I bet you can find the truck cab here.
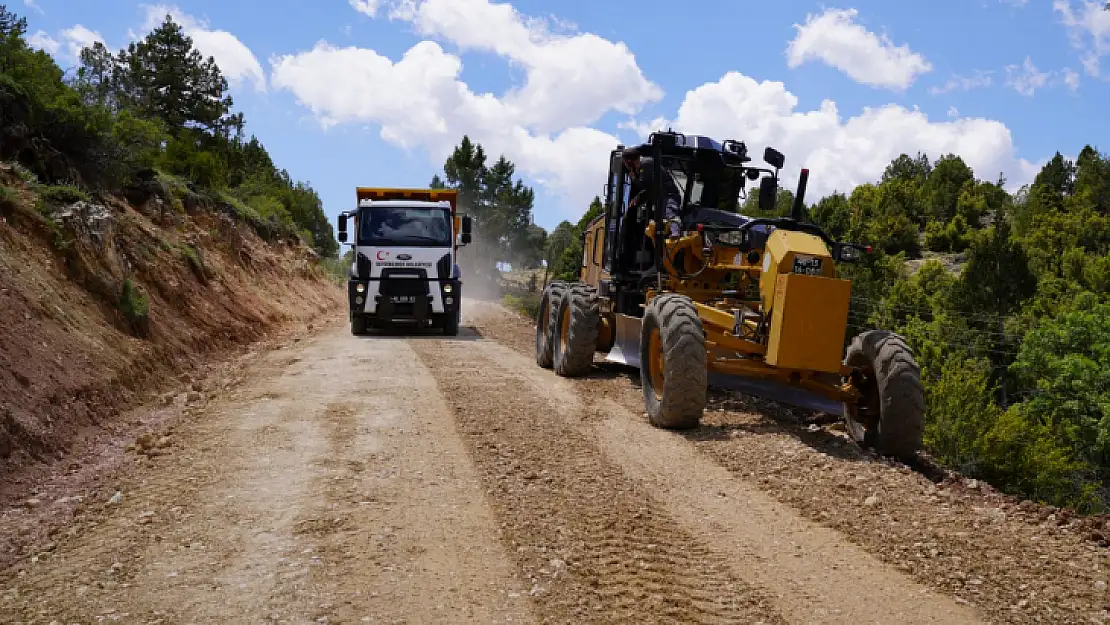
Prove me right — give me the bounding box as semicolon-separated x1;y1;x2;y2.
337;188;473;336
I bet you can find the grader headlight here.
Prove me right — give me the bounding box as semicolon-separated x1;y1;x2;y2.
713;230;746;247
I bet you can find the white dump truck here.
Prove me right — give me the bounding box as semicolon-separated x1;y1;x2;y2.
337;187;472;336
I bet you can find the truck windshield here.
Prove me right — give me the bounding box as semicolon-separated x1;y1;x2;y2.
360;207;452;247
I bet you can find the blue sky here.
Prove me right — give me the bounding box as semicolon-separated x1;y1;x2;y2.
20;0;1110;232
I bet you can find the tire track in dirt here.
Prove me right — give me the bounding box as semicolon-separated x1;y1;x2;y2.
289;334;536;625
409;335;788;625
591;401;982;624
466;298;1110;624
0;324;534;624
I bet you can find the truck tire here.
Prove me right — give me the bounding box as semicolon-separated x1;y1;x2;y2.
535;281;568;368
553;284;600;377
843;330;925;462
443;308;460;336
351;314;368;336
640;293;706;429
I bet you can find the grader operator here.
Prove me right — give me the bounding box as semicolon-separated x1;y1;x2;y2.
534;131;925;462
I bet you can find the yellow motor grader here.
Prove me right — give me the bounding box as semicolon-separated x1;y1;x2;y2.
534;130;925;461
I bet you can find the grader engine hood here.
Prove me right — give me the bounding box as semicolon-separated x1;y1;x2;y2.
758;229;851;374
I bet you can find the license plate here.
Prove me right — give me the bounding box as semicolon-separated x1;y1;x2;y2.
390;295;416;304
792;254;823;276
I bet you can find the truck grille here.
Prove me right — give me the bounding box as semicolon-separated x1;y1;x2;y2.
379;269;430;298
379;280;428;297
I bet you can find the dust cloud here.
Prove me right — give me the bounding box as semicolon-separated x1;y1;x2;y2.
456;229;504;302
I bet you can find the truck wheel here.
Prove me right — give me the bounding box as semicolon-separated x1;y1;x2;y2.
640;293;706;429
351;314;368;336
553;284;600;377
843;330;925;462
443;309;460;336
535;281;568;368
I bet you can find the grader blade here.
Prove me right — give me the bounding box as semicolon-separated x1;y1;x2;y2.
707;373;845;417
603;314;642;368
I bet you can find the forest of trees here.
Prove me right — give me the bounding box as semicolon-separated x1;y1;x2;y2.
0;5;336;257
427;136;547;270
825;148;1110;513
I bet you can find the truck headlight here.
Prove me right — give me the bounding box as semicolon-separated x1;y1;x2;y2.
443;283;453;293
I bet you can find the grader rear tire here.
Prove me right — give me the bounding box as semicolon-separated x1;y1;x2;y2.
535;281;567;368
640;293;707;429
843;330;925;462
553;284;600;377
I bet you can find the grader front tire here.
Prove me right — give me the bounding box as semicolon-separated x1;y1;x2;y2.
843;330;925;462
640;294;707;429
535;281;567;368
553;284;600;377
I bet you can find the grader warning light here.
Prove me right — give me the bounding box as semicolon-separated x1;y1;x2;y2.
534;131;924;461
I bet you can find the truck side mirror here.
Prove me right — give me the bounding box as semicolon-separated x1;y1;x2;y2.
460;215;473;245
337;214;347;243
758;176;777;211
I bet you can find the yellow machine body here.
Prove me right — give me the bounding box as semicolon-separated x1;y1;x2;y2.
541;133;922;459
579;216;859;410
757;230;851;373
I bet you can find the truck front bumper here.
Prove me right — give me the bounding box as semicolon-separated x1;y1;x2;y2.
348;278;461;327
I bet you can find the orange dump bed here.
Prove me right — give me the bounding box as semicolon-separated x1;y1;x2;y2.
355;187;458;213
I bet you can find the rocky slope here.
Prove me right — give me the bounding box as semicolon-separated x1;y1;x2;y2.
0;163;343;493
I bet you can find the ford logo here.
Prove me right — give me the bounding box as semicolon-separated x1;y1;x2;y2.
397;254;412;260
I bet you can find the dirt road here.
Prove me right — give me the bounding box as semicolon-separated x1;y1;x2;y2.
1;299;1107;624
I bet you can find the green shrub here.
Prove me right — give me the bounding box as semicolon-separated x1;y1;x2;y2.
0;185;16;210
117;279;150;337
180;245;209;284
318;254;351;284
502;293;541;319
112;109;168;171
36;183;90;206
8;162;38;184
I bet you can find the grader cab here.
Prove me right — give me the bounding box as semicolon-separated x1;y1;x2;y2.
534;130;925;461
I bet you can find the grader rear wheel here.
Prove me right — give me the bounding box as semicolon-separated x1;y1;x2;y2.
843;330;925;462
640;294;706;429
553;284;600;377
535;281;567;368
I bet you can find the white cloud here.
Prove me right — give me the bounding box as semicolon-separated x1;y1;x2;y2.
385;0;662;133
23;0;43;15
929;70;993;95
273;0;661;217
1054;0;1110;76
1005;56;1049;96
27;30;60;55
349;0;380;17
26;25;104;64
273;1;1041;221
140;4;267;92
269;39;621;214
1063;67;1081;90
785;8;932;91
947;106;959;118
60;25;105;60
632;73;1040;199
